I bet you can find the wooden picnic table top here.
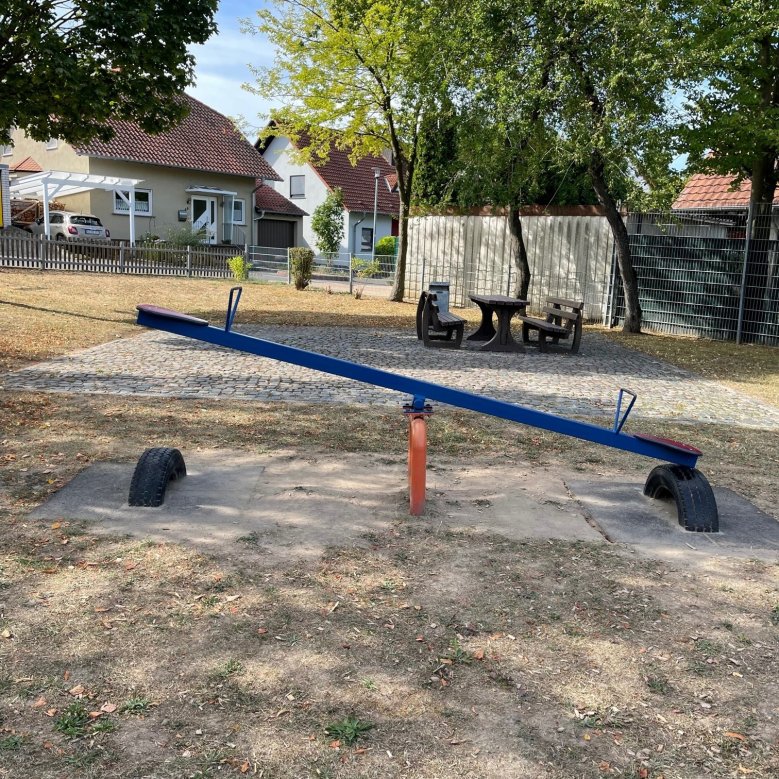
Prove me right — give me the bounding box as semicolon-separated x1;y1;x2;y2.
469;294;528;307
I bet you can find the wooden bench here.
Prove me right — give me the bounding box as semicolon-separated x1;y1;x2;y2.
416;290;466;348
517;297;584;354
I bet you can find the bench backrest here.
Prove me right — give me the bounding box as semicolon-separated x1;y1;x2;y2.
544;297;584;333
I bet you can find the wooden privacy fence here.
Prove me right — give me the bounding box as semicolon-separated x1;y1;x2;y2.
404;214;614;321
0;233;236;278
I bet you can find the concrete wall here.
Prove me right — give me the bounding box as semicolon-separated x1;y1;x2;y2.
262;135;394;254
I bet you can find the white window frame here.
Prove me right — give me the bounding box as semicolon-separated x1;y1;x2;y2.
46;138;58;150
232;198;246;225
113;188;153;216
290;175;305;198
1;143;12;157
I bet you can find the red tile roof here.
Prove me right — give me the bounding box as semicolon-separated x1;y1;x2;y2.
10;156;42;173
75;95;280;180
260;128;399;215
672;173;779;210
255;183;307;216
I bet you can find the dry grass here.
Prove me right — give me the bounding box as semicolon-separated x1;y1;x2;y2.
598;328;779;407
1;270;778;778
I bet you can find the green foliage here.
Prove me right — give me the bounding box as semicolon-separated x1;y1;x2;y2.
289;247;314;290
227;255;251;281
311;188;345;254
352;258;380;278
163;226;208;248
54;703;90;738
374;236;397;256
0;735;22;750
245;0;453;301
324;715;375;746
678;2;779;206
0;0;218;146
120;697;150;715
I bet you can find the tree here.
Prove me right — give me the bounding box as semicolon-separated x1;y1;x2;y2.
311;187;345;254
452;0;679;332
0;0;218;145
679;1;779;340
244;0;449;301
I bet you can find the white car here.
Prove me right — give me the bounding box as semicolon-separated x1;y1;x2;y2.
30;211;110;241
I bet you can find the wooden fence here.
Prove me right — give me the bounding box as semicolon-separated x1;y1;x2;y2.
0;233;236;278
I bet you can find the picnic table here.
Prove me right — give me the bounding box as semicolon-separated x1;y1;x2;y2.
467;294;529;353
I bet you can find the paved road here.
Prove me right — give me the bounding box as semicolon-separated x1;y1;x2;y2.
4;326;779;430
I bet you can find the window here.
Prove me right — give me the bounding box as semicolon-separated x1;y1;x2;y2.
1;143;11;157
46;138;58;150
360;227;374;253
113;189;152;215
290;175;305;198
232;198;245;225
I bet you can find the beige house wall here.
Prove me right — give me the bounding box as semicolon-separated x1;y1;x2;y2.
86;159;256;243
3;130;87;174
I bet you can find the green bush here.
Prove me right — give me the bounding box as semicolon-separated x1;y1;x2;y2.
352;257;381;278
227;255;251;281
311;188;344;254
374;235;396;256
289;247;314;290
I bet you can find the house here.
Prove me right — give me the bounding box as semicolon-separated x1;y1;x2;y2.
257;129;399;255
254;182;308;249
2;95;280;245
669;173;779;239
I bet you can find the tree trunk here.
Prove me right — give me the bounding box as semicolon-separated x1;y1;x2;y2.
588;152;642;333
742;151;778;342
390;197;408;302
508;205;531;300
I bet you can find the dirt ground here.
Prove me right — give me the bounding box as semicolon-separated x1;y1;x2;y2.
1;272;778;778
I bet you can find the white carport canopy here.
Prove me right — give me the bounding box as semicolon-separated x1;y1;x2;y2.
9;170;143;244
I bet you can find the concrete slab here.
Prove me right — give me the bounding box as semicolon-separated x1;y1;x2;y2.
28;451;602;559
567;479;779;561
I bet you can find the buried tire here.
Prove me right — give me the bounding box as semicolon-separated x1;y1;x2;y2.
128;447;187;507
643;464;719;533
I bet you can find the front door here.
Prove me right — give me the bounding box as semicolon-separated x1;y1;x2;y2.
191;196;217;244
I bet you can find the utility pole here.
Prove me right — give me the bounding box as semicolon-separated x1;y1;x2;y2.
372;168;380;258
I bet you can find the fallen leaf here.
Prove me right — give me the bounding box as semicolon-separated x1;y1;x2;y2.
1;629;12;639
51;522;62;530
32;697;47;708
225;595;241;603
94;606;112;613
240;761;250;774
724;732;747;742
68;684;85;696
257;627;268;635
100;702;118;713
88;711;103;719
638;769;649;779
329;740;341;749
45;708;58;717
63;670;71;681
124;561;137;571
472;649;485;661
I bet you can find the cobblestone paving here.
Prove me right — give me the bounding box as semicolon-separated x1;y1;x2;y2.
4;326;779;430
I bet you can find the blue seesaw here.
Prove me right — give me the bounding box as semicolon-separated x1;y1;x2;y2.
130;287;718;532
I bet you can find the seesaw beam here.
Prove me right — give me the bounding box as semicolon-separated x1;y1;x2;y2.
135;304;699;469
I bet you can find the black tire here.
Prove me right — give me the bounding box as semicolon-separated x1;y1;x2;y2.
644;464;719;533
128;447;186;507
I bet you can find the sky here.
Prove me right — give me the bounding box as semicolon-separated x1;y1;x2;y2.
187;0;280;138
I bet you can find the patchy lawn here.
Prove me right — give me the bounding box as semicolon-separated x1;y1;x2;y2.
1;270;778;778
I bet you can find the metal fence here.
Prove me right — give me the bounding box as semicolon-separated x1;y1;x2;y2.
0;233;237;278
247;246;397;293
610;210;779;345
